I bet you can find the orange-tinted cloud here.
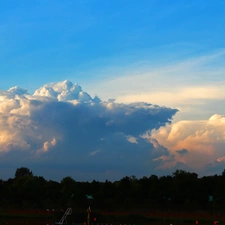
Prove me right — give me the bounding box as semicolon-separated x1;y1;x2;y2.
150;114;225;170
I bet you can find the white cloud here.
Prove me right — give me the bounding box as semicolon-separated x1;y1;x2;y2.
0;80;177;181
34;80;93;102
90;150;101;156
127;136;138;144
8;86;28;95
1;79;224;180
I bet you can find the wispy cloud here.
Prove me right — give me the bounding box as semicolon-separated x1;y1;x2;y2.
84;50;225;121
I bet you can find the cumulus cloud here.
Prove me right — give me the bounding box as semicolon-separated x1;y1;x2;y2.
0;80;178;181
150;114;225;175
1;79;225;180
33;80;99;103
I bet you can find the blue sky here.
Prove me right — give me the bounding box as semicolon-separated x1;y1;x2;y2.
1;0;224;90
0;0;225;181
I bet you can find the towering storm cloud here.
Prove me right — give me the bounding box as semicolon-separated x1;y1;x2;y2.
0;80;178;180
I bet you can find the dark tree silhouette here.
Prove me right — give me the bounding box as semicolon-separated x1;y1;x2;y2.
0;167;223;212
15;167;33;178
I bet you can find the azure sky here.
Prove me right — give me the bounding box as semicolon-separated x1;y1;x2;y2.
0;0;225;181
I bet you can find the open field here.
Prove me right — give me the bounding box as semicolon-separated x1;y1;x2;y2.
0;209;223;224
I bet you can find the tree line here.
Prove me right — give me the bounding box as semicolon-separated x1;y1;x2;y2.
1;167;225;212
